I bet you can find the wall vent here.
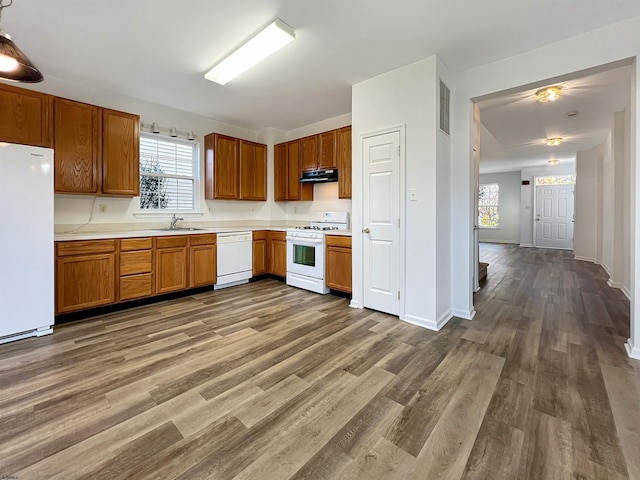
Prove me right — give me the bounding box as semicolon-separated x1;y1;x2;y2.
439;80;450;135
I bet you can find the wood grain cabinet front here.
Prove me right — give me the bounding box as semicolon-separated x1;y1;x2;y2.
56;244;117;314
273;140;313;201
252;230;267;276
101;108;140;196
325;235;352;293
0;83;53;148
118;237;153;301
155;237;189;294
337;126;352;199
189;234;217;288
53;98;100;194
267;231;287;277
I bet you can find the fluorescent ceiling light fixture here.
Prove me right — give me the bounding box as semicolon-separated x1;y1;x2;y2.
205;18;295;85
545;137;563;146
536;86;562;103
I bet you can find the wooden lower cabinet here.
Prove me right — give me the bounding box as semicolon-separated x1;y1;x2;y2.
268;231;287;277
189;234;217;287
56;240;117;314
118;238;153;301
253;230;267;276
156;246;188;294
325;235;352;293
120;274;153;301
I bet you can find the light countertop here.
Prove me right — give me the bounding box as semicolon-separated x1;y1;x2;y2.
55;226;352;241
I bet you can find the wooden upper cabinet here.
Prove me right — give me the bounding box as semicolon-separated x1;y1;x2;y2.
301;135;318;171
239;140;267;200
274;143;288;201
318;130;337;169
273;140;313;202
101;108;140;196
337;126;352;199
53;98;100;194
213;134;240;199
0;83;52;148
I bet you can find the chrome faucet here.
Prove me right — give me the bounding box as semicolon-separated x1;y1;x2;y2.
169;213;184;230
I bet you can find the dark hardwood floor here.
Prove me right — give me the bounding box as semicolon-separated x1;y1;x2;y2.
1;243;639;479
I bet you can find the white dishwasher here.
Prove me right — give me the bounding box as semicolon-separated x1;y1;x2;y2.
215;231;253;289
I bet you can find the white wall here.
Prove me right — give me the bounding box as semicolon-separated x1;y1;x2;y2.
448;16;640;358
478;171;521;244
352;55;452;330
519;163;577;247
574;145;604;262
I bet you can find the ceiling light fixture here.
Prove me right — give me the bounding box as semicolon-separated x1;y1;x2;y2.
546;137;563;146
0;0;43;83
548;159;559;166
204;18;295;86
536;86;562;103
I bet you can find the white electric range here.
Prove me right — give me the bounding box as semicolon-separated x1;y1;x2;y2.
286;211;349;294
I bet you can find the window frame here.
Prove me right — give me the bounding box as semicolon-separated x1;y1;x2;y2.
478;183;500;229
134;133;203;217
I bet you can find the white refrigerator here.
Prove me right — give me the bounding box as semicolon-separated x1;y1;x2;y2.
0;143;54;344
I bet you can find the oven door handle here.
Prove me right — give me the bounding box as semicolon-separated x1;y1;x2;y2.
286;236;324;244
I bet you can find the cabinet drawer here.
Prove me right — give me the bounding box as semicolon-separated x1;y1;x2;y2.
252;230;267;240
325;235;352;248
57;239;116;256
268;231;286;242
120;237;152;251
119;273;153;301
189;234;217;246
120;250;153;275
156;236;188;249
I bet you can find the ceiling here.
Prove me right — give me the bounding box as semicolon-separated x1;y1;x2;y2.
477;63;632;174
3;1;640;131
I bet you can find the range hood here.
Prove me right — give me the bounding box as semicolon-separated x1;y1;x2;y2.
299;169;338;183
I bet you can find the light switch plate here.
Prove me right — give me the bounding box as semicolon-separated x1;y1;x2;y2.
409;189;418;201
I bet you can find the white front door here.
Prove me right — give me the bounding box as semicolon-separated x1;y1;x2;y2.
362;131;401;315
535;184;575;249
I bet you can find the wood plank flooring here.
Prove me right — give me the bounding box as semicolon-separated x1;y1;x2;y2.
1;243;638;479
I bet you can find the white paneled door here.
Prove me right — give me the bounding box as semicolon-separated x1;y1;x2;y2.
362;131;400;315
535;184;575;249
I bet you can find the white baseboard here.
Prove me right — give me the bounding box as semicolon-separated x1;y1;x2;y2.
601;262;612;277
625;339;640;360
452;307;475;320
607;280;631;300
478;239;520;245
349;299;362;309
574;255;598;263
402;311;453;332
519;243;534;248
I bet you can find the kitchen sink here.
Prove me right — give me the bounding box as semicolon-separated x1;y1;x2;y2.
153;227;208;232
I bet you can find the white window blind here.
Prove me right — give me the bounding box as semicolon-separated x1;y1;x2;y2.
139;134;197;211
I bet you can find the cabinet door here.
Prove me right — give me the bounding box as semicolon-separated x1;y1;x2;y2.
102;108;140;196
56;253;116;313
156;247;188;294
287;140;302;200
54;98;100;194
190;244;216;287
318;130;337;169
253;237;267;276
0;84;52;148
239;141;267;201
274;143;288;201
214;134;239;199
326;246;352;293
337;126;352;199
300;135;318;172
268;232;287;277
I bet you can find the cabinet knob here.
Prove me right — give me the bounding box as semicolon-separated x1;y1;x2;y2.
362;227;370;234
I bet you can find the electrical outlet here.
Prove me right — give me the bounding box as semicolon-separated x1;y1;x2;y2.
99;204;107;214
294;206;298;213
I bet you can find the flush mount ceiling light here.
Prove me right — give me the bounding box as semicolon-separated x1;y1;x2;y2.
545;137;563;146
0;0;43;83
204;18;295;85
548;159;560;166
536;86;562;103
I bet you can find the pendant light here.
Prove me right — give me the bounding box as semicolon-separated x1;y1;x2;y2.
0;0;43;83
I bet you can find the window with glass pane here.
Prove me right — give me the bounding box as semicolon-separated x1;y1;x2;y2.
478;183;499;227
139;134;197;210
535;175;576;186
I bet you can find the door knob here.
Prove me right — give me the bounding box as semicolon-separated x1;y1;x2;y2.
362;227;370;234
